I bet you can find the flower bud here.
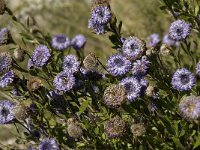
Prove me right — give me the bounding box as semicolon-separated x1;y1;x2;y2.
0;0;5;15
67;118;83;139
13;48;26;61
130;123;146;138
83;53;98;71
27;78;42;92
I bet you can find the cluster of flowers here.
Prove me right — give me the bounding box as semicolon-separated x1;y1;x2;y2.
1;0;200;149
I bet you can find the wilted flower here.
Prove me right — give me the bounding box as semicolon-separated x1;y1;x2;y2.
168;20;191;41
107;54;131;76
145;85;155;97
0;52;12;74
104;116;126;138
31;45;51;68
162;34;177;47
0;70;14;88
71;34;86;50
122;36;146;60
51;34;70;50
0;0;5;15
160;44;171;56
147;33;160;47
38;138;59;150
132;56;150;76
172;68;195;91
62;54;80;73
0;100;16;124
120;77;141;102
103;84;126;108
67;118;83;139
130;123;146;138
13;103;29;120
53;71;75;93
179;95;200;120
0;28;12;46
27;78;42;92
83;53;98;71
88;5;112;34
13;48;26;61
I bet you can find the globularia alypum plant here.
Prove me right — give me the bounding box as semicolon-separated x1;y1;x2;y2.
1;0;200;149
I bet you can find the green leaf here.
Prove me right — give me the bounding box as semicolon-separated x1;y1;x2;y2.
78;100;89;114
193;132;200;149
171;137;186;150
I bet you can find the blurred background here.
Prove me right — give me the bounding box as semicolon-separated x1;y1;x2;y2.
0;0;172;148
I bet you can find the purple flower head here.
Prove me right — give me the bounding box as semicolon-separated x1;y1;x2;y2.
179;96;200;120
107;54;131;76
31;45;51;68
62;54;80;73
136;77;149;94
169;20;191;41
0;100;15;124
88;5;112;34
147;34;160;47
71;34;86;50
196;61;200;76
38;138;59;150
162;34;177;47
0;70;14;88
172;68;195;91
0;52;12;74
122;36;145;60
52;34;70;50
132;56;150;76
120;77;141;102
0;28;11;46
53;71;75;93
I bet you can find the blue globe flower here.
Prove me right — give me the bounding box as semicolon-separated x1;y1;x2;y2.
52;34;70;50
62;54;80;73
0;100;15;124
162;34;177;47
71;34;86;50
0;70;14;88
172;68;195;91
38;138;59;150
107;54;131;76
132;56;150;76
147;33;160;47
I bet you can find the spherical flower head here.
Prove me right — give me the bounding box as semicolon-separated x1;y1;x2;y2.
38;138;59;150
88;20;106;34
0;70;14;88
172;68;195;91
0;0;6;15
104;116;126;138
107;54;131;76
162;34;177;47
169;20;191;41
0;100;15;124
122;36;146;60
13;103;29;120
31;45;51;68
120;77;141;102
27;78;42;92
51;34;70;50
67;118;83;139
0;28;12;46
71;34;86;50
103;84;126;108
147;33;160;47
53;71;75;93
62;54;80;73
136;77;149;94
179;95;200;120
83;53;98;71
0;52;12;74
132;56;150;76
196;61;200;76
130;123;146;138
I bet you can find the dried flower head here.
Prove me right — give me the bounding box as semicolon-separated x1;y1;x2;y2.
51;34;70;50
0;52;12;74
160;44;171;56
172;68;196;91
27;78;42;92
67;118;83;139
13;103;29;120
0;100;16;124
104;116;126;138
179;95;200;120
0;28;12;45
122;36;146;60
83;53;98;71
130;123;146;138
0;0;5;15
103;84;126;108
38;138;59;150
145;85;155;97
13;48;26;61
